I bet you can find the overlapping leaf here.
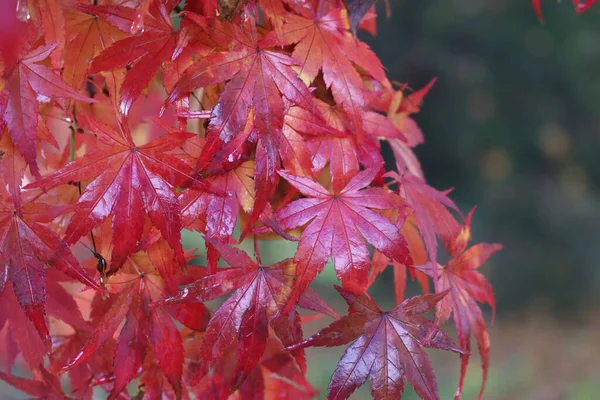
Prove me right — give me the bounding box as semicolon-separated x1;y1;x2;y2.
27;113;215;271
289;286;463;400
166;16;324;227
0;190;101;346
277;165;412;309
64;245;188;399
88;0;190;115
1;42;95;177
417;211;502;400
278;6;390;139
163;239;337;385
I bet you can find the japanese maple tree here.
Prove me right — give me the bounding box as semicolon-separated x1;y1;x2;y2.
5;0;574;398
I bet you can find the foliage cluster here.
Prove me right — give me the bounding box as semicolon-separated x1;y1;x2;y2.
10;0;588;399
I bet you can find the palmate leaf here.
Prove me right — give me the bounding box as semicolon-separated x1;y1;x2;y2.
289;286;463;400
0;190;102;346
87;0;189;115
0;1;505;399
26;113;217;272
165;15;324;228
0;42;95;178
417;211;502;400
278;5;390;139
61;1;127;97
277;165;411;310
64;245;190;399
163;239;337;386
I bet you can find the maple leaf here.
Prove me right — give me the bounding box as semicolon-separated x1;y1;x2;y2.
278;7;390;137
0;284;49;371
179;161;254;272
288;286;462;400
197;337;317;399
1;42;96;177
277;165;411;309
88;1;191;115
61;1;128;98
163;239;336;385
416;211;502;400
165;16;323;227
64;247;186;399
381;79;437;179
298;99;362;192
367;209;430;304
26;113;216;271
0;190;102;346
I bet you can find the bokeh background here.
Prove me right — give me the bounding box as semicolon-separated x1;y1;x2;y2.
293;1;600;398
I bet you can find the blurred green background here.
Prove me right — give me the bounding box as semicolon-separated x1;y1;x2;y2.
368;0;600;316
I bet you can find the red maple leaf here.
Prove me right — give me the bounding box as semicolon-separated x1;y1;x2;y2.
179;161;255;272
278;6;390;137
26;113;216;271
288;286;463;400
165;15;323;227
277;165;411;308
388;170;461;280
0;190;102;346
0;366;65;399
163;239;336;386
417;211;502;400
87;0;191;115
1;42;95;177
29;0;66;71
64;245;189;399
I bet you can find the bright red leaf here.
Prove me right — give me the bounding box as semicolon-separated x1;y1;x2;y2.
417;211;502;400
277;165;412;308
88;0;190;115
1;42;95;177
27;113;215;271
0;191;102;345
165;15;323;228
163;239;336;385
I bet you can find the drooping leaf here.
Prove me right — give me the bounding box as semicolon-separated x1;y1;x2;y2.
0;191;102;345
289;286;463;400
388;170;460;278
417;211;502;400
